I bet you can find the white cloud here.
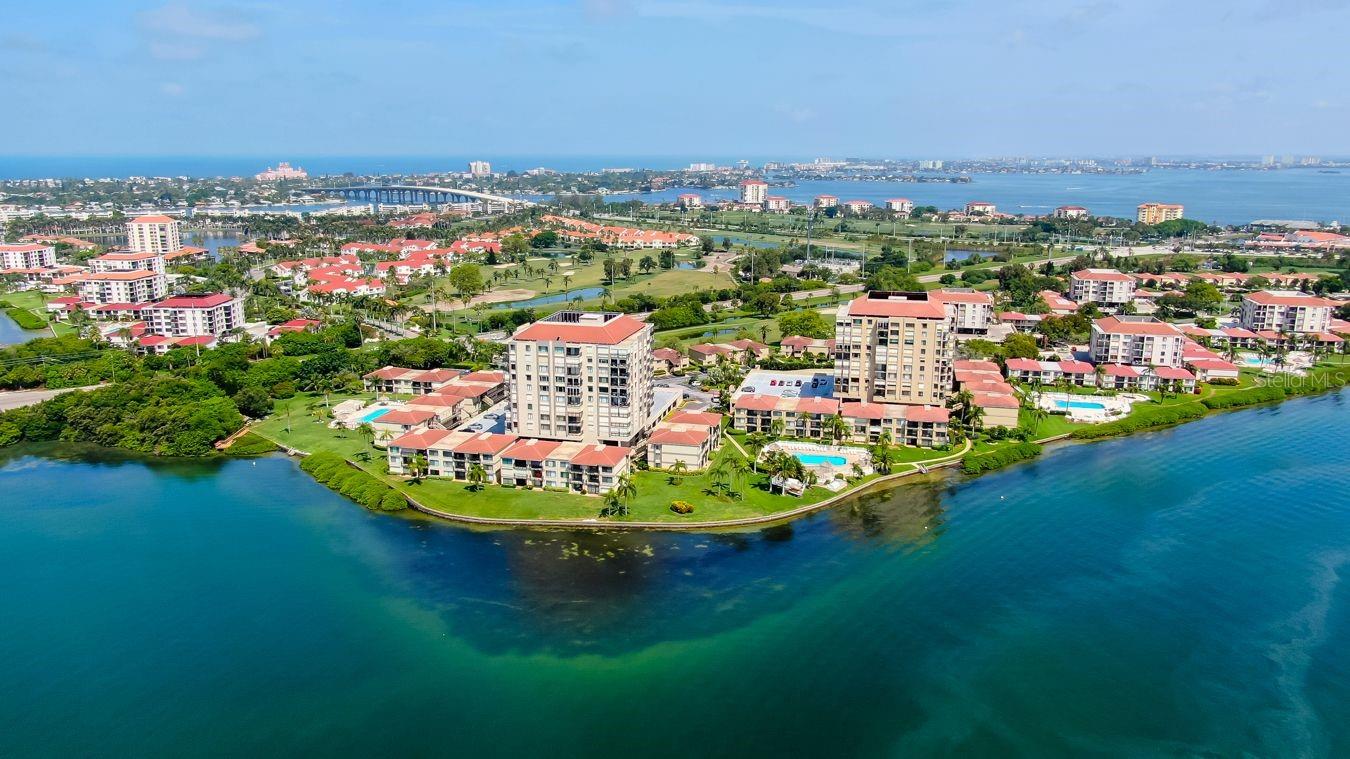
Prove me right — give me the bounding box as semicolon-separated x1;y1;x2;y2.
140;3;262;41
161;82;186;96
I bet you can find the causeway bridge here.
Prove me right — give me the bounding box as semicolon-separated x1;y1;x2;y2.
303;184;535;209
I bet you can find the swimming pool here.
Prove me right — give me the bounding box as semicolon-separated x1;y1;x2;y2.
359;408;392;423
1242;356;1269;367
795;453;848;467
1054;399;1107;410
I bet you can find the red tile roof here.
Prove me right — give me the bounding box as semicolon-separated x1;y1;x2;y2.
649;427;710;446
153;294;234;309
840;401;887;420
454;433;517;455
668;410;722;427
1072;268;1134;282
905;406;950;423
1094;316;1182;337
845;295;946;319
502;439;562;462
388;428;455;450
373;409;436;426
1244;290;1336;307
569;444;630;467
512;314;647;345
733;394;780;411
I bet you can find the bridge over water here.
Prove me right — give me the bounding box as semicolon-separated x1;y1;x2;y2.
304;184;534;209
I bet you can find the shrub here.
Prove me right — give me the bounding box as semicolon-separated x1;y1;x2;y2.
4;307;46;330
300;451;407;511
670;500;695;514
962;442;1042;474
1206;377;1240;386
1202;385;1285;410
1071;402;1207;440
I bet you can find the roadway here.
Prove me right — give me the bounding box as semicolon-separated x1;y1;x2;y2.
0;385;100;412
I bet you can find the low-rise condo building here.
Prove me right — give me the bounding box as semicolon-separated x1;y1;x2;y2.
506;311;654;447
0;243;56;270
965;201;997;216
90;251;166;275
930;288;994;334
1053;205;1089;219
1239;290;1336;334
144;294;244;338
1137;203;1184;224
885;198;914;214
1089;315;1185;368
77;270;166;304
1070;268;1137;307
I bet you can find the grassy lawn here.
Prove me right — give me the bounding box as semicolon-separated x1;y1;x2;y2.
0;289;74;336
250;391;853;523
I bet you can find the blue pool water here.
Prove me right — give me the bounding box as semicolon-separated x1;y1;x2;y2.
359;408;392;423
795;453;848;467
1242;356;1269;367
1054;399;1107;410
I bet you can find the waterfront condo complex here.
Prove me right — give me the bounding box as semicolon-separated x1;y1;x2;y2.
506;311;655;447
1239;290;1337;334
1089;315;1186;368
834;291;954;406
1070;268;1137;307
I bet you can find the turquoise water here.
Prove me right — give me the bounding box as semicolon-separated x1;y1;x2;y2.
359;408;391;423
1;391;1348;756
795;452;849;467
1055;399;1108;410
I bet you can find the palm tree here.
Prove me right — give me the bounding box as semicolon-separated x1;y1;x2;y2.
728;455;751;499
668;459;688;484
409;453;428;483
467;463;488;492
769;418;786;440
614;473;637;509
357;422;374;448
744;432;768;471
826;412;850;442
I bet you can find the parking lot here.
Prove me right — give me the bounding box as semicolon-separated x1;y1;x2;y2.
732;370;836;401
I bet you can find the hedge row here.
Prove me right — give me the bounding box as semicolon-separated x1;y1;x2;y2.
1071;402;1207;440
225;432;278;456
4;307;46;331
962;442;1043;474
1202;385;1287;410
300;451;407;512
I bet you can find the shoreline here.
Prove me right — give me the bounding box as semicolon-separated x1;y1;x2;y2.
253;373;1346;531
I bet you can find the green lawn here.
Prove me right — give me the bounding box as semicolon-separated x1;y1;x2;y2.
0;289;73;336
250;391;853;523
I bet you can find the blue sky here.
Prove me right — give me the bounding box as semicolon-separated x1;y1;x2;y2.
2;0;1348;158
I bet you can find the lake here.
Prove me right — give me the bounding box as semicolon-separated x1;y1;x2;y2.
1;391;1348;756
0;309;45;346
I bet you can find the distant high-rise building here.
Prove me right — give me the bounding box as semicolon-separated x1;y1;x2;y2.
126;215;182;255
739;179;768;205
255;162;308;181
687;162;716;172
1136;203;1185;224
467;161;492;178
918;160;943;170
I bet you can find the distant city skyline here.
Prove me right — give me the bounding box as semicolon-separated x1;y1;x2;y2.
4;1;1349;157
